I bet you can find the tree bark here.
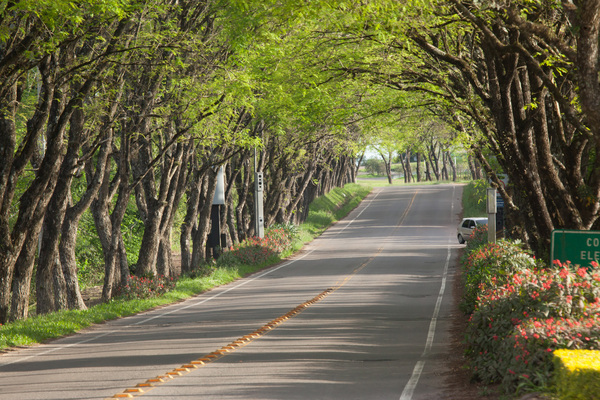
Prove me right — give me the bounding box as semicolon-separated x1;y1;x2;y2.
191;168;218;270
102;133;131;302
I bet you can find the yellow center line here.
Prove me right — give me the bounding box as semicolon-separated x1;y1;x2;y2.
106;247;383;399
107;189;418;399
396;190;418;229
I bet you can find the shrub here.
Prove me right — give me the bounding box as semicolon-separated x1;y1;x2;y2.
270;222;300;242
465;260;600;393
502;315;600;394
114;275;177;300
464;224;489;253
221;225;294;266
460;239;536;314
553;349;600;400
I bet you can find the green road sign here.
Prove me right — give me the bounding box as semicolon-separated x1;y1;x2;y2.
551;230;600;267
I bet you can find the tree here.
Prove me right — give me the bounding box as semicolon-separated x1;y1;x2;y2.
404;1;600;255
299;0;600;257
0;1;134;322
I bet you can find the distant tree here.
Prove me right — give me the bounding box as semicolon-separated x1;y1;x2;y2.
363;158;385;177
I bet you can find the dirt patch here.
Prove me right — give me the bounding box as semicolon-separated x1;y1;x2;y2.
81;285;104;308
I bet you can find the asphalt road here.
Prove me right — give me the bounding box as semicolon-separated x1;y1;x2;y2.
0;184;464;400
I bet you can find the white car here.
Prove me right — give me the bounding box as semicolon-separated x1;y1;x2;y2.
457;217;488;244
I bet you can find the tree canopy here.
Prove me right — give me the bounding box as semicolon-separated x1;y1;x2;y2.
2;0;596;322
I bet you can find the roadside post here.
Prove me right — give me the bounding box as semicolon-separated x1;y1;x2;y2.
208;166;225;259
254;171;264;238
254;147;265;239
487;188;497;243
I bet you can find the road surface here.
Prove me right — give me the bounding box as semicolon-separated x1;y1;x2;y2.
0;184;464;399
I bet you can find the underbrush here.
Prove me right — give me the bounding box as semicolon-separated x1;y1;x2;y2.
461;227;600;396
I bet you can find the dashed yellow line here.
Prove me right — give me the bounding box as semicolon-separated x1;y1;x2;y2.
106;250;380;399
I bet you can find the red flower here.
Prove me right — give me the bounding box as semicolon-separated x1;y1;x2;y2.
559;268;569;279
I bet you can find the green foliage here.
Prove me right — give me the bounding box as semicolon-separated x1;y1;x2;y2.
462;179;487;217
75;210;104;286
303;183;371;236
363;158;385;176
75;196;143;288
121;200;143;267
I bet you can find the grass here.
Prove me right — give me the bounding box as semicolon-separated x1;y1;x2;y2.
0;182;372;351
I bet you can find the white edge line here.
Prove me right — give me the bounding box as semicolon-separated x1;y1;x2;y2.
333;188;381;235
399;185;456;400
400;361;425;400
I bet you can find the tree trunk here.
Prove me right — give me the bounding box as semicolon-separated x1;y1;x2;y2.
59;218;87;310
441;151;449;181
428;143;440;181
379;151;393;184
467;155;478;180
446;152;457;182
0;59;55;324
102;133;131;302
180;167;204;274
9;227;41;321
191;168;218;270
404;149;413;183
36;104;85;314
424;157;432;181
59;128;114;310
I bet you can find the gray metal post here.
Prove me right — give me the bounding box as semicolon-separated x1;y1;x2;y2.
255;172;264;238
487;188;497;243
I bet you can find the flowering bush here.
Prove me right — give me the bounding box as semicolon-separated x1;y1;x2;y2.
464;223;489;253
460;240;537;314
465;258;600;393
221;225;294;266
114;274;176;300
501;314;600;392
